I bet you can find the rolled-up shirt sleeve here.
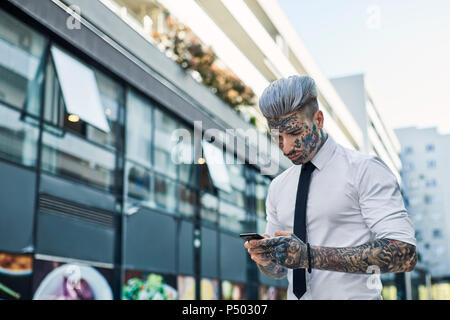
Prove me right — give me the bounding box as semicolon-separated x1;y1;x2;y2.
265;181;284;237
357;157;416;246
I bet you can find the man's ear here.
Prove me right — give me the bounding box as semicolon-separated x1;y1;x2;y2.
314;110;324;129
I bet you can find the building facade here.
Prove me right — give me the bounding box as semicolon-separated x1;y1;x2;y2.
395;126;450;280
103;0;364;151
0;0;287;300
330;73;402;182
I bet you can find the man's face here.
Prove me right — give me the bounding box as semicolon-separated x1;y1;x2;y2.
268;111;321;165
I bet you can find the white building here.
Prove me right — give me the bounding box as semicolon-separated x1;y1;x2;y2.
395;127;450;278
330;73;402;182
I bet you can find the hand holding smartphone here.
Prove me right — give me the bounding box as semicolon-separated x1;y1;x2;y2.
239;232;264;241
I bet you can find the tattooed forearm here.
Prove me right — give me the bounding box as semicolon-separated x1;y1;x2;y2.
257;261;288;280
310;239;418;274
258;236;417;274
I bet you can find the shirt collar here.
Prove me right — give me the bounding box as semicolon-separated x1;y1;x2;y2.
309;135;336;171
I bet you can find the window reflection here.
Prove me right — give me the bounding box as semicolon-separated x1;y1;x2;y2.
126;90;152;168
201;192;218;225
252;169;271;235
179;184;196;217
216;157;252;233
176;132;195;187
219;200;246;234
255;173;270;220
0;10;47;115
218;189;245;209
0;103;39;167
222;161;246;202
41;127;116;191
154;109;178;179
89;70;123;147
154;147;176;177
179;162;195;187
126;161;152;203
228;163;246;192
154;174;177;212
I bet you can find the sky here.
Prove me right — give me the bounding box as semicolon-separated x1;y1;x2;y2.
278;0;450;134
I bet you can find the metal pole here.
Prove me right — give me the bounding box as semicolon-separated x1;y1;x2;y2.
425;273;432;300
193;121;202;300
405;272;412;300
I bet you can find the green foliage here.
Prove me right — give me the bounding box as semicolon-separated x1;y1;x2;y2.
153;16;256;110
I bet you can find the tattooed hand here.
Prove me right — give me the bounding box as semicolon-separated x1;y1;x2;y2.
245;233;288;280
257;231;308;269
245;233;274;267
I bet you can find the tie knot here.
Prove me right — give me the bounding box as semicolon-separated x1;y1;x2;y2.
302;161;315;172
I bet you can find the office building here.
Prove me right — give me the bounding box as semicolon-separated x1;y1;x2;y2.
330;73;402;182
395;127;450;280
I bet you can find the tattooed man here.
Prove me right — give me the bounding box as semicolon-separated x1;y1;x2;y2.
244;76;417;299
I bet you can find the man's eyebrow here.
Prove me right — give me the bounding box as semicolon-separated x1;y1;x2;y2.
271;124;302;134
285;127;301;133
268;114;298;127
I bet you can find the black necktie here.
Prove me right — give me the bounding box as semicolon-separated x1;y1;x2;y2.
293;161;316;299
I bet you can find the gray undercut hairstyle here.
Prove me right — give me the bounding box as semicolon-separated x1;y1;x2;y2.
258;75;319;120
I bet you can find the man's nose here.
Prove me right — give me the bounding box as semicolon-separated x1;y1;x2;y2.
282;139;296;156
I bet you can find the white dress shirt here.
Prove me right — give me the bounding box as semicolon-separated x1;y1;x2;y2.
265;135;416;300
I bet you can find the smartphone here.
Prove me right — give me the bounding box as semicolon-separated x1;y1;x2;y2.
239;233;264;241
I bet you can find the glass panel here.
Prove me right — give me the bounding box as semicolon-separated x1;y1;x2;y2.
218;189;245;208
43;58;64;125
154;174;177;212
126;90;152;168
256;185;267;219
179;184;196;217
176;126;195;187
201;192;218;224
125;161;152;204
219;201;246;234
227;163;246;192
202;140;232;193
154;146;176;178
255;173;270;219
154;108;178;179
41;127;116;191
0;10;47;115
0;103;39;167
86;70;123;148
217;162;246;209
43;56;120;150
179;162;195;187
50;46;110;132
